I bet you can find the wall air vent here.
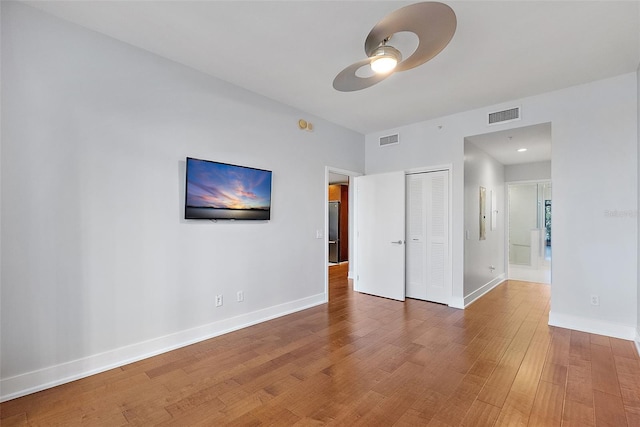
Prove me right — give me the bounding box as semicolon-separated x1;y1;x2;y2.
379;133;399;147
487;107;521;125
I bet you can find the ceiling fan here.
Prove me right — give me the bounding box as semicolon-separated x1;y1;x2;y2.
333;2;457;92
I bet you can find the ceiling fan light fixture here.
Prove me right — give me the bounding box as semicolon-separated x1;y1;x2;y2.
333;2;456;92
370;45;402;74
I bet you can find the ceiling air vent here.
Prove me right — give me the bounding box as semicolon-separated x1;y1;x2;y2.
379;133;399;147
487;107;521;126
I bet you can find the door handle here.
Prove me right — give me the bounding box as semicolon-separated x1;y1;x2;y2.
391;240;404;245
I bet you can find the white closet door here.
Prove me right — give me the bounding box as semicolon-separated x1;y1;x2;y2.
405;171;449;304
406;174;426;299
354;172;406;301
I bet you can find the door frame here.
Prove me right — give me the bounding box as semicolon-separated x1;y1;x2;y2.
343;163;454;306
324;166;361;301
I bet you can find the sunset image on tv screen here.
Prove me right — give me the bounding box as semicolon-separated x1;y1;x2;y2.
185;158;272;220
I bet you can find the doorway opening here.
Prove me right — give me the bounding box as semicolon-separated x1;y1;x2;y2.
463;122;552;303
328;177;349;266
325;167;360;301
507;181;552;283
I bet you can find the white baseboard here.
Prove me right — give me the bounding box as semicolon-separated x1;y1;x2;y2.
635;331;640;357
548;311;637;341
0;293;326;403
348;271;355;280
463;274;506;307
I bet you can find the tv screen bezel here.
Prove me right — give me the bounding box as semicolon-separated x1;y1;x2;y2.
184;157;273;221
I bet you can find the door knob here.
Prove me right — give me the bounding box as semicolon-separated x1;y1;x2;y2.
391;240;404;245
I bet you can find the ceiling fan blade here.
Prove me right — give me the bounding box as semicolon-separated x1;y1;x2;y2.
332;58;391;92
364;2;456;72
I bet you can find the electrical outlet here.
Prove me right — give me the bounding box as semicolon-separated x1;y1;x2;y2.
590;295;599;306
215;295;223;307
237;291;244;302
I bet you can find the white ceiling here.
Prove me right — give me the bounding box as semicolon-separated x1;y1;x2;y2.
466;122;551;165
24;1;640;136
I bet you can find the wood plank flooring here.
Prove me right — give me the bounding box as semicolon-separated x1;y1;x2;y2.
2;265;640;426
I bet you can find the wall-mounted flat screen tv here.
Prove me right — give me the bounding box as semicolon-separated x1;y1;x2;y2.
185;157;272;220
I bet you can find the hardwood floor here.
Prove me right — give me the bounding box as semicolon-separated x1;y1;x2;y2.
2;267;640;426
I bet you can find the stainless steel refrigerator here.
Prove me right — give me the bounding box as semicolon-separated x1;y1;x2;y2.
328;201;340;263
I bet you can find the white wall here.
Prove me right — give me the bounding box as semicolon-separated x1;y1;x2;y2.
0;3;364;401
637;64;640;349
463;141;505;304
505;161;551;182
366;72;638;337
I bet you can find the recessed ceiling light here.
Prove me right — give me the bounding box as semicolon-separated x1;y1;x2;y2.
517;148;527;152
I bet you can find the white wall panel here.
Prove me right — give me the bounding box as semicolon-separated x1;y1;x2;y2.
0;2;364;400
366;72;637;334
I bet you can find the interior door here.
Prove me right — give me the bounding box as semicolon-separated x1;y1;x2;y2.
406;171;449;304
355;171;406;301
